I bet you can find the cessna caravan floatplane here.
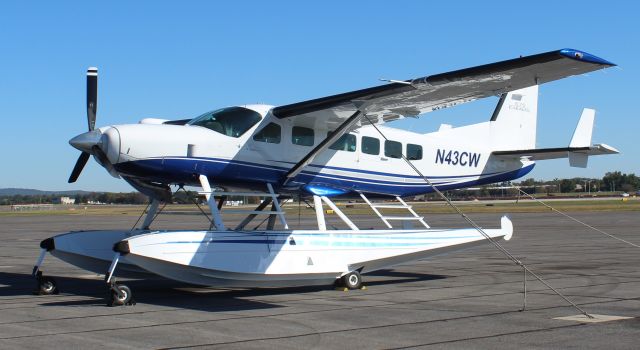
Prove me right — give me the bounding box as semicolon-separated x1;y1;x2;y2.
34;49;618;305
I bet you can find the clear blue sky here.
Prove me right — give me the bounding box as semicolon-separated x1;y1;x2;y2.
1;1;637;192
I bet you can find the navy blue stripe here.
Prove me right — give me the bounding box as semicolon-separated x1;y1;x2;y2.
279;157;503;179
149;156;485;186
114;157;534;197
161;156;502;180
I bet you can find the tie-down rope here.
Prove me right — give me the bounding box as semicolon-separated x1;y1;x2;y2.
512;186;640;248
364;114;593;318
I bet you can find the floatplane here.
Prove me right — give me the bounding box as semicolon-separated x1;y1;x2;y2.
34;49;617;305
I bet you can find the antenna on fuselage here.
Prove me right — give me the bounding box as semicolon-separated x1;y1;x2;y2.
378;78;413;85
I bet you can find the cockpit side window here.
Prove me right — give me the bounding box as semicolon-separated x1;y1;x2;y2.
188;107;262;138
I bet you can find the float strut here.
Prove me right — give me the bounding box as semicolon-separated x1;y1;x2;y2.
141;199;161;230
266;183;288;229
198;175;226;230
320;196;359;230
313;195;326;231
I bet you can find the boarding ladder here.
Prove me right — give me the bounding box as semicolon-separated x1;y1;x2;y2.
359;193;429;229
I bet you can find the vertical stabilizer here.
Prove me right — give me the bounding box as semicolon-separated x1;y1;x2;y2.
569;108;595;147
568;108;596;167
490;85;538;150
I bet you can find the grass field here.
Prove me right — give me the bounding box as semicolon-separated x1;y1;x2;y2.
1;197;638;217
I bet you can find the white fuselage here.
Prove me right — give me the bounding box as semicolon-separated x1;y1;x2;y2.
96;103;532;197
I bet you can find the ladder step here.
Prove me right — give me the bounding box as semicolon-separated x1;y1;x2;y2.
223;210;285;215
371;204;411;209
381;216;424;220
198;191;277;197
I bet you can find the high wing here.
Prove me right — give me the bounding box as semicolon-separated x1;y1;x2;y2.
272;49;614;127
275;49;615;180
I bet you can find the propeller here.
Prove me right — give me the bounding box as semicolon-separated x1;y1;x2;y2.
68;152;90;183
68;67;98;183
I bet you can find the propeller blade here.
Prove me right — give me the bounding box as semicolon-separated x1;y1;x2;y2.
87;67;98;131
68;152;91;183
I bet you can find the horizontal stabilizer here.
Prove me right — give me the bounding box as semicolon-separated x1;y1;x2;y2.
492;143;619;164
493;107;619;167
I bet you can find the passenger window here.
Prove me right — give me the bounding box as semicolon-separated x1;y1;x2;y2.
292;126;314;146
407;143;423;160
384;140;402;159
361;136;380;155
328;133;356;152
253;123;281;144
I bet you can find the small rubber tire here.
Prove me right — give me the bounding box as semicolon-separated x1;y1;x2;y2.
110;284;132;306
342;271;362;290
38;276;58;295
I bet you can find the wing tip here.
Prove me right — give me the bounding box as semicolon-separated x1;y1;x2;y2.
594;143;620;154
559;48;616;66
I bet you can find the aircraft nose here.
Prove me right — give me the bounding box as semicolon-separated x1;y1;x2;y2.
69;130;102;153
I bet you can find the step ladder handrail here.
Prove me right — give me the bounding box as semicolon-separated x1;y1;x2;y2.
359;192;430;229
370;204;412;209
380;216;425;220
396;196;430;228
359;192;392;228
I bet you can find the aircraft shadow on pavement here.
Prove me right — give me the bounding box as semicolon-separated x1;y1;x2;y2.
0;269;449;311
364;269;448;286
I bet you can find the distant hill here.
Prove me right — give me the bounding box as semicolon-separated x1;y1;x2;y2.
0;188;94;196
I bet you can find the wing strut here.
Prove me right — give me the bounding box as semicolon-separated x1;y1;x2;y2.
282;108;365;183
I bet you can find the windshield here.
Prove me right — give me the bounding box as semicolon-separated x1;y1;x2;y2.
188;106;262;138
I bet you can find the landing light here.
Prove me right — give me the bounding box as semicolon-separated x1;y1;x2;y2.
304;185;349;197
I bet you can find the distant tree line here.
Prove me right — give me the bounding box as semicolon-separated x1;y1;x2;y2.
2;172;638;205
515;171;640;194
0;190;200;205
421;171;639;200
